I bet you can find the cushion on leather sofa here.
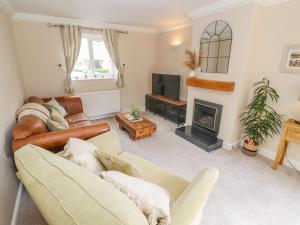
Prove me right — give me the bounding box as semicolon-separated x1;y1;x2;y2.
15;144;149;225
50;109;69;128
43;96;84;115
43;97;67;117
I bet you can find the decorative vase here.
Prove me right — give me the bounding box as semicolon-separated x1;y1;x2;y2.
189;70;196;78
242;140;258;157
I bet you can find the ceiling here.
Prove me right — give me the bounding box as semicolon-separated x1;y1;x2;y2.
4;0;291;32
8;0;221;29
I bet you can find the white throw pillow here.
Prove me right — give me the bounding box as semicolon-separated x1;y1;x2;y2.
101;171;173;225
59;138;105;175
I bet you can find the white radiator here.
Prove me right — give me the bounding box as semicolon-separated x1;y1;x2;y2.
77;90;121;120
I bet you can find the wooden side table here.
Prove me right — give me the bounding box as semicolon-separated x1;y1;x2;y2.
272;119;300;170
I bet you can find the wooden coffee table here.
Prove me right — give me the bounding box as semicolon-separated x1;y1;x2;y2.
115;112;156;140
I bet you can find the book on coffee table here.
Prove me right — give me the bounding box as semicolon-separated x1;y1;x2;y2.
124;113;144;123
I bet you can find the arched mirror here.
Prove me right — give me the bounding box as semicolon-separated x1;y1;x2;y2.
199;20;232;74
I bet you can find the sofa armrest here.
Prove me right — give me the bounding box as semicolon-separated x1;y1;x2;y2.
12;122;110;152
170;168;219;225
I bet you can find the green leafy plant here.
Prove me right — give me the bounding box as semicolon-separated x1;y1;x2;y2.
130;105;142;119
240;78;283;145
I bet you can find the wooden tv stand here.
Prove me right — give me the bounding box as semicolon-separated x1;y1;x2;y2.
145;94;187;126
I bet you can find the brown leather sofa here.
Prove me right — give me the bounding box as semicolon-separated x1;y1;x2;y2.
12;96;110;152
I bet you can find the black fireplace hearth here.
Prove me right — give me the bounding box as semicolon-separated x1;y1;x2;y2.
176;99;223;152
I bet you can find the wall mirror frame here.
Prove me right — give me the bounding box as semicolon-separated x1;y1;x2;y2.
199;20;232;74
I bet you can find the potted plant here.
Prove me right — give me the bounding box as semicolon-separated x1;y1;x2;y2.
239;78;283;156
184;50;200;78
130;105;142;120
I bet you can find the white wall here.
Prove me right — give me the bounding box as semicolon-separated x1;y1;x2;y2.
12;21;157;110
251;0;300;162
156;26;193;100
187;4;258;144
0;10;25;225
154;4;263;146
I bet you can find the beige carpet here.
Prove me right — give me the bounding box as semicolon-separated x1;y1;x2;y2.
16;113;300;225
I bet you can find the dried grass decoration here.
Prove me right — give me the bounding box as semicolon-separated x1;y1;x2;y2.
184;50;200;77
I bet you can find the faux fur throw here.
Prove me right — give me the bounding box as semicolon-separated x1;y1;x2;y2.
101;171;173;225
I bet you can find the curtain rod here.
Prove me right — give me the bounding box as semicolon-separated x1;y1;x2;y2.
47;23;128;34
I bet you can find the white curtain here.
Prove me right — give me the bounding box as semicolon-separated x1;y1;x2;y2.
102;29;125;87
61;25;82;94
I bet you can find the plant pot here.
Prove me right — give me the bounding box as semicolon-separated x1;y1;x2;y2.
242;140;258;157
131;114;140;120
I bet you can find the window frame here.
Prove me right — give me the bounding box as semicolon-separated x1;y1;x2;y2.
71;33;117;81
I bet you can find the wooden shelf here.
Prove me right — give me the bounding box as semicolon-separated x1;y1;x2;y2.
146;94;187;107
186;78;235;92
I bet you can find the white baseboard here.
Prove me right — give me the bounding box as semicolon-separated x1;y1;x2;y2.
258;147;300;169
223;140;300;169
11;183;23;225
88;112;117;121
222;139;242;151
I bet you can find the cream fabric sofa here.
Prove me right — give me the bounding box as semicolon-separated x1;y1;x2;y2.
14;130;219;225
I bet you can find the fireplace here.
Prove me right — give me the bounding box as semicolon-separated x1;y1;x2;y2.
193;99;222;135
176;99;223;152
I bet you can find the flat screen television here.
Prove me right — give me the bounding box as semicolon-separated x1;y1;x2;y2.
152;73;180;100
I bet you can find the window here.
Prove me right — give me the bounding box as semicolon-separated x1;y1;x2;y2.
72;34;117;80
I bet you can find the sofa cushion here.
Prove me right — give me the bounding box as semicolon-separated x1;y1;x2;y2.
15;145;149;225
44;97;67;117
65;113;89;124
47;120;67;132
13;115;48;141
97;151;143;178
51;109;69;128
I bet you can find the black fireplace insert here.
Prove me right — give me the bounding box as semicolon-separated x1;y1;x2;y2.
176;98;223;152
193;99;223;135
